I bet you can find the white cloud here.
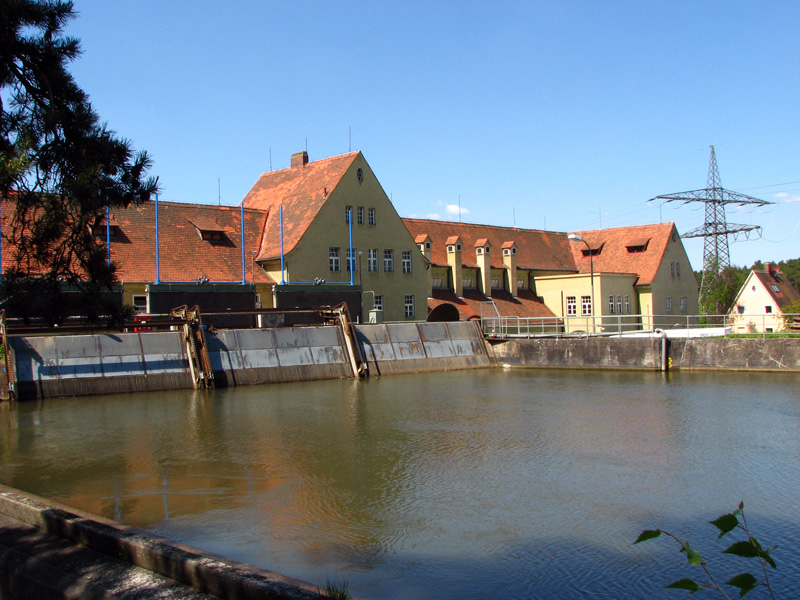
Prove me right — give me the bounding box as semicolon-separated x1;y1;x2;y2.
446;204;469;215
775;192;800;203
426;213;441;219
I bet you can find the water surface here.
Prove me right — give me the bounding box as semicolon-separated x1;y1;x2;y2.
1;369;799;599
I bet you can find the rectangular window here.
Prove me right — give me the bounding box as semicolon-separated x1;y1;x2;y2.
676;262;680;276
368;249;378;273
463;277;474;289
329;248;340;272
737;304;745;315
625;295;631;314
517;278;526;290
368;208;376;226
374;295;383;311
581;295;592;316
666;297;673;312
566;296;577;316
404;295;415;318
357;206;364;225
432;277;444;288
609;295;616;314
384;249;394;273
347;248;357;272
680;297;687;311
402;250;412;273
765;305;773;314
491;278;501;289
132;295;147;314
670;262;675;277
345;206;352;224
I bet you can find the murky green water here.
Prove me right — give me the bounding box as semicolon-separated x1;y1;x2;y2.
2;369;799;599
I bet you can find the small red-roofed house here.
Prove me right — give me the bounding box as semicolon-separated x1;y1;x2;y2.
728;263;800;333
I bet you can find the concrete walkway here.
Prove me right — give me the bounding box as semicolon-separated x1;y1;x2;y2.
0;485;329;600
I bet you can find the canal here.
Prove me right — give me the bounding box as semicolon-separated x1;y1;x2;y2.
1;369;799;599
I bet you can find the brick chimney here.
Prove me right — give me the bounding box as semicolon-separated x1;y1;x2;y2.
291;151;309;168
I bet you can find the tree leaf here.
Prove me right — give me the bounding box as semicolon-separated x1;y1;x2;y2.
681;541;702;566
666;578;702;593
723;541;759;559
634;529;661;544
709;513;739;538
725;573;757;598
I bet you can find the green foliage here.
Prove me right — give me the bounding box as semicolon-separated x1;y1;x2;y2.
635;502;778;599
320;579;350;600
700;265;748;318
0;0;158;321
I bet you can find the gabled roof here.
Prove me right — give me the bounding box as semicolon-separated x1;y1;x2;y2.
242;152;359;260
401;218;575;272
568;222;677;286
751;267;800;310
108;201;272;284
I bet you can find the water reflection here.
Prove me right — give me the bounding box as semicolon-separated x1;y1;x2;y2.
1;369;799;599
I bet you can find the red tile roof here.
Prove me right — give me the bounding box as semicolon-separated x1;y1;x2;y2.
109;201;272;284
402;218;576;272
429;288;556;320
753;267;800;310
242;152;359;260
568;222;677;286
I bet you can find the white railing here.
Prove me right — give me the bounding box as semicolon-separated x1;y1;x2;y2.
480;312;800;339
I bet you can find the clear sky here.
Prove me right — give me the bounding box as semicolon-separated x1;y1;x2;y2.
64;0;799;272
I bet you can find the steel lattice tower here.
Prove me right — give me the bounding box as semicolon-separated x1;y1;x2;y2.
649;146;772;311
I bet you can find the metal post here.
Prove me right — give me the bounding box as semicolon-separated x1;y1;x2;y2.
240;202;246;284
154;194;160;284
279;205;285;285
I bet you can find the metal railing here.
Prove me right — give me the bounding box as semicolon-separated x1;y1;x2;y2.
480;312;800;339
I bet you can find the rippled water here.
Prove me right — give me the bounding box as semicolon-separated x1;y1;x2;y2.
2;369;799;599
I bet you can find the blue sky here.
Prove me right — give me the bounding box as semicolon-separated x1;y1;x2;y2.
65;1;799;271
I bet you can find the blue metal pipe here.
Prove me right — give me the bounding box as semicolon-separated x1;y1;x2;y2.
348;209;354;285
279;205;285;284
154;194;161;284
106;205;111;265
240;202;246;284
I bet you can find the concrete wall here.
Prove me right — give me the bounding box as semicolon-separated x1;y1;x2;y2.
357;320;493;375
208;326;352;386
490;336;800;372
490;337;664;370
10;332;193;399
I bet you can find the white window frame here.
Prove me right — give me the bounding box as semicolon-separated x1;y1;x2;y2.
357;206;364;225
581;295;592;316
566;296;577;316
329;247;340;272
132;295;148;314
345;206;352;224
680;296;687;311
374;295;383;311
404;294;415;318
402;250;412;273
666;297;673;312
616;296;623;315
368;207;376;226
625;295;631;314
367;249;378;273
384;249;394;273
609;295;616;314
347;247;357;272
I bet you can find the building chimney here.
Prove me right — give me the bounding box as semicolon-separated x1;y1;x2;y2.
475;238;492;297
502;241;517;297
446;236;463;297
291;151;309;168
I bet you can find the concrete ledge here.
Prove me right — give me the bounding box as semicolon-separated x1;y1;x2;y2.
0;485;328;599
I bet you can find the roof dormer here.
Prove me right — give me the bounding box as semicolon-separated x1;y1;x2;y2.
189;217;226;242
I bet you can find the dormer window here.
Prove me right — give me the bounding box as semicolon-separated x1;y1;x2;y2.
625;237;650;253
476;247;484;255
189;218;226;243
447;245;455;253
91;224;120;237
582;247;602;257
485;246;490;253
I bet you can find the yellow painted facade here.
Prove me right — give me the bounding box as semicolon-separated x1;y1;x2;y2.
728;271;790;333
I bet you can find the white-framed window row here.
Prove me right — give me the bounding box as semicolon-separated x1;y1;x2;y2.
367;249;378;273
383;249;394;273
616;295;623;315
404;294;415;318
329;247;340;272
609;295;616;314
402;250;412;273
624;295;630;314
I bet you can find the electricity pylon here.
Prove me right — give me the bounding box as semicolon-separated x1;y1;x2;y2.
649;146;772;312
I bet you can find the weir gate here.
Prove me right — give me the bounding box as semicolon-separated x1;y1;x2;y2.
5;320;493;400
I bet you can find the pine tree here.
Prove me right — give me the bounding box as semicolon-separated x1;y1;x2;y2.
0;0;158;323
